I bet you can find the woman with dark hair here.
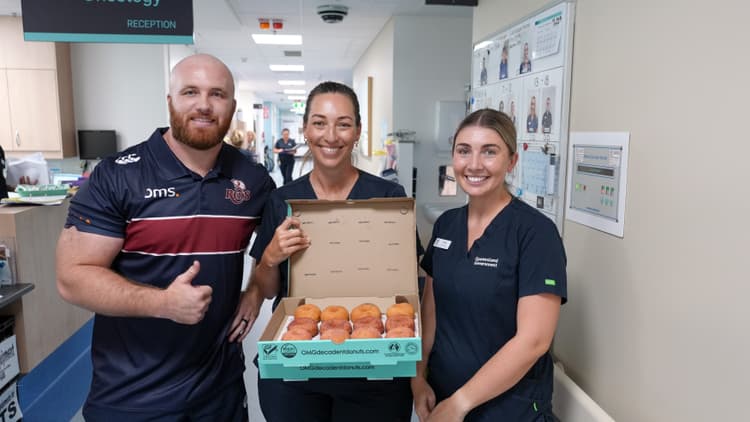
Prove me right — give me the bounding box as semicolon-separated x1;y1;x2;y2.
412;108;567;421
236;81;415;421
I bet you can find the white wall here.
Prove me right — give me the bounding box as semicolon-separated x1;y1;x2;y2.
475;1;750;421
167;44;195;75
73;44;263;156
237;91;265;158
71;44;169;150
392;15;472;241
353;15;472;241
353;19;395;177
236;90;262;131
237;92;261;134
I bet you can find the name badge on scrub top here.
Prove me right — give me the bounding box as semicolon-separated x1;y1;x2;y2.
433;238;452;250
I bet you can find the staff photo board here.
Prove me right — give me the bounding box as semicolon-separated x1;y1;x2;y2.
470;0;576;233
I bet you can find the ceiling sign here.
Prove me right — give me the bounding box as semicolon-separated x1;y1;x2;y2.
21;0;193;44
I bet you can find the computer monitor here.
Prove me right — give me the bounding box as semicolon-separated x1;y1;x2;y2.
77;130;118;160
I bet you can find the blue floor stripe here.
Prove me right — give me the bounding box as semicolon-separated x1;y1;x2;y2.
18;318;93;421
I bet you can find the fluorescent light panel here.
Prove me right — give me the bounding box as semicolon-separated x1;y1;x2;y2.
270;64;304;72
283;89;306;94
278;80;305;86
288;95;306;100
251;34;302;45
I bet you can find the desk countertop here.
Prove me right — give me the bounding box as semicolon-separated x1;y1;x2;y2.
0;283;34;310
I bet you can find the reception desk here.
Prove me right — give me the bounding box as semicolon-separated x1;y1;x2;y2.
0;200;92;372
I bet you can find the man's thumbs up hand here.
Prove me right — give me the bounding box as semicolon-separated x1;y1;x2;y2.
162;261;213;324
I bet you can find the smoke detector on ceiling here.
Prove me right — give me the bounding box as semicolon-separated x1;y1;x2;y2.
316;4;349;23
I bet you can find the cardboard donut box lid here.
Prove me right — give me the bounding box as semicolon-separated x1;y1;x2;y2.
258;198;422;380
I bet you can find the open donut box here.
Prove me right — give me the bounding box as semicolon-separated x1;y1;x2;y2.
257;197;422;380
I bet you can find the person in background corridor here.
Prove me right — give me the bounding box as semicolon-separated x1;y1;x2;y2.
228;128;254;161
274;128;297;184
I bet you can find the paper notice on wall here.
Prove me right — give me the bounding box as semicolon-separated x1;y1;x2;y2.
533;11;563;59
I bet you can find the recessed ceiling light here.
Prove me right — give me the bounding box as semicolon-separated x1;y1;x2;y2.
278;80;305;86
288;95;306;100
283;89;306;94
251;34;302;45
270;64;304;72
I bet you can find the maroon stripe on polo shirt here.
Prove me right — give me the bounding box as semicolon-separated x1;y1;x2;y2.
122;215;259;256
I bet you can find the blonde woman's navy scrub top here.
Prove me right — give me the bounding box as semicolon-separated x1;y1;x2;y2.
420;197;567;421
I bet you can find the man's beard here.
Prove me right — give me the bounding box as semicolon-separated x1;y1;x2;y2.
169;103;231;150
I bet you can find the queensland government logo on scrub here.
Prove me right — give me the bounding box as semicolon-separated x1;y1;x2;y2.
225;179;252;205
473;256;499;268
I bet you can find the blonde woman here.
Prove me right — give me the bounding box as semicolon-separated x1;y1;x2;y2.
413;109;567;421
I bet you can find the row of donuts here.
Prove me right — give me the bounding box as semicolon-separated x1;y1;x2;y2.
281;302;417;341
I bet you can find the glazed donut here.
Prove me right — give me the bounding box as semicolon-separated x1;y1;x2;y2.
320;328;350;344
351;303;382;321
386;302;415;319
385;326;415;338
287;317;318;337
321;305;349;322
320;319;352;335
351;326;382;339
282;327;313;341
294;304;322;322
385;314;415;332
353;315;384;334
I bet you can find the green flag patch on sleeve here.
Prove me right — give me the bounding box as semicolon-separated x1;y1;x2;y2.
545;279;556;286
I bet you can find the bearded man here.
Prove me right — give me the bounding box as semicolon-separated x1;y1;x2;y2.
56;54;275;422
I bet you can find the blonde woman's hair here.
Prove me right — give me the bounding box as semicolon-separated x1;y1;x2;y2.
228;129;244;148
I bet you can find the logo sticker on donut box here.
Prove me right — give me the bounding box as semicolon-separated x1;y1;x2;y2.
258;198;422;380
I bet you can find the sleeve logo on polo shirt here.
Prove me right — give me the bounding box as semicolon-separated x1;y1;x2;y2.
115;154;141;165
473;257;499;268
225;179;252;205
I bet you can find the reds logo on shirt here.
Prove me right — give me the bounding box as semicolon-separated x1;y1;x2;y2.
225;179;252;205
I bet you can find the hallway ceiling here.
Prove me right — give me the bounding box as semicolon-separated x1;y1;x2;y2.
0;0;471;109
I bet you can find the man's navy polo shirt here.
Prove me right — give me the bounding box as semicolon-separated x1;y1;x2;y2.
420;198;567;417
249;170;421;308
65;128;275;412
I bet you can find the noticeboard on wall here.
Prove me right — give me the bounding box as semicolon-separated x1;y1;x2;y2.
469;0;575;233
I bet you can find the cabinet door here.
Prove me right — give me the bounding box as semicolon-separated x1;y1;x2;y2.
0;18;12;68
0;70;12;151
6;69;62;153
0;17;56;70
